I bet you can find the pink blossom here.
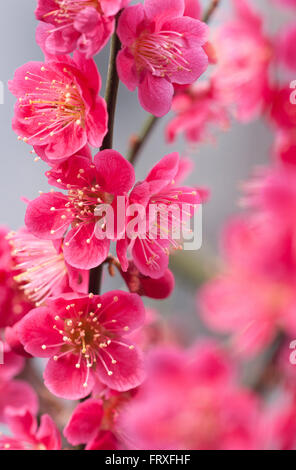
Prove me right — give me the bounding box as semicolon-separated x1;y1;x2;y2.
25;151;135;270
18;291;145;399
35;1;129;58
0;407;61;450
119;343;261;450
116;0;209;116
7;227;88;307
264;393;296;450
117;153;201;279
166;80;230;144
184;0;201;19
212;0;272;121
270;86;296;132
8;51;108;164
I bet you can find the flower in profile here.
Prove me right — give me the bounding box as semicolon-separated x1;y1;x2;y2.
8;51;108;164
116;0;209;116
35;1;130;58
0;407;61;450
119;260;175;300
18;291;145;399
117;152;201;279
119;342;261;450
7;227;88;307
64;389;132;450
25;151;135;269
212;0;272;121
166;80;229;145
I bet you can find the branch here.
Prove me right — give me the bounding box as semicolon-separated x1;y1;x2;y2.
203;0;220;23
89;14;121;294
127;114;158;165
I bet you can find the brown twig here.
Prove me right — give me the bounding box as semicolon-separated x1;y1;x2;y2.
203;0;220;23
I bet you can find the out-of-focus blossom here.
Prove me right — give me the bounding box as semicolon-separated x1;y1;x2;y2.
264;392;296;450
117;153;201;279
200;201;296;356
18;292;145;399
119;342;262;450
212;0;272;122
64;389;133;450
277;24;296;72
0;227;32;328
35;0;130;59
0;407;61;450
273;0;296;8
166;80;230;145
9;50;108;164
25;151;135;270
0;344;39;423
116;0;209;116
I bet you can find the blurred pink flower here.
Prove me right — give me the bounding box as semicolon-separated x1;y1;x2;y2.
119;342;262;450
0;407;61;450
166;80;230;144
212;0;272;121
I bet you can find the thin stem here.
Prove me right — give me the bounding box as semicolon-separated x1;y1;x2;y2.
88;14;122;294
127;114;158;165
101;18;121;151
203;0;220;23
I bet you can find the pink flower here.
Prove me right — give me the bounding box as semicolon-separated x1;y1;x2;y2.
116;0;209;116
0;344;39;423
0;407;61;450
18;291;145;399
166;80;230;144
7;228;88;307
119;342;261;450
119;260;175;299
117;152;201;279
212;0;272;121
8;51;108;164
270;87;296;132
35;1;129;58
25;151;135;270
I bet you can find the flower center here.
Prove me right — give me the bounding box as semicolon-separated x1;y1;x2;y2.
133;31;191;78
7;231;67;307
19;66;85;144
42;295;133;388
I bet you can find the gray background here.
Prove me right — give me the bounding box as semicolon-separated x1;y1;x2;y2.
0;1;291;339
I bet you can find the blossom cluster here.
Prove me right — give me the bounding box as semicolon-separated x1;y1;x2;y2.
1;0;296;452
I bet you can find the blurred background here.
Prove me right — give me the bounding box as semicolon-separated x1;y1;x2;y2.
0;0;290;340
